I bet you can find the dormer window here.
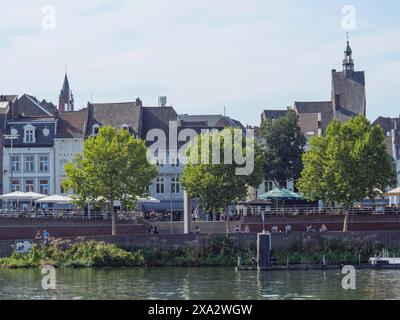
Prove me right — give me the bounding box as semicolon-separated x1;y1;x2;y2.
121;123;129;131
92;124;100;136
23;124;36;143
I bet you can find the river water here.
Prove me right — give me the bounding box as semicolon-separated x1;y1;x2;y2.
0;267;399;300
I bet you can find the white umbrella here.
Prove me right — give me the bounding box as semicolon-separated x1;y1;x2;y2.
0;191;29;200
384;187;400;197
137;196;160;203
35;194;73;204
25;192;46;200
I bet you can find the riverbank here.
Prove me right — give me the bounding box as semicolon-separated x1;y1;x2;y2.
0;235;395;269
0;236;254;268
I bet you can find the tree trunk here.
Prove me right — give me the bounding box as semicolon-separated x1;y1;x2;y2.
342;206;350;232
110;200;116;236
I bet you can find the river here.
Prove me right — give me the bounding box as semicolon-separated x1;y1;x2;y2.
0;267;399;300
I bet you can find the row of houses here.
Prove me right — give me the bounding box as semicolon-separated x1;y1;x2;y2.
0;75;244;212
1;37;398;212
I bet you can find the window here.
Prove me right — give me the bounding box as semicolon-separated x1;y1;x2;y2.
39;155;49;172
264;180;274;192
23;124;36;143
24;155;35;173
171;176;181;194
92;124;100;136
25;180;34;192
156;177;164;194
39;179;49;195
11;179;20;192
11;156;20;172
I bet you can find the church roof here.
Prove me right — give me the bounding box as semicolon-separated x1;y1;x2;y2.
60;73;70;96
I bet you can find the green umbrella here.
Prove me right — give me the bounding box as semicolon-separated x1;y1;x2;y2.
258;187;302;200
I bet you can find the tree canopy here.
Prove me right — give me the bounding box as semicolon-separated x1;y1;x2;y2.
297;115;396;231
259;109;306;188
63;126;157;235
182;128;264;215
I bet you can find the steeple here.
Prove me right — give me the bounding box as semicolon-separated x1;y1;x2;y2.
59;68;74;112
342;32;354;76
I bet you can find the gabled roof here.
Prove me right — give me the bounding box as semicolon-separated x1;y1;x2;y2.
372;117;400;134
140;107;178;141
177;114;243;129
86;101;142;136
17;94;55;117
56;110;87;139
261;110;288;121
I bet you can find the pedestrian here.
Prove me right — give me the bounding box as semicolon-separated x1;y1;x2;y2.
35;230;42;240
43;230;50;245
285;224;292;237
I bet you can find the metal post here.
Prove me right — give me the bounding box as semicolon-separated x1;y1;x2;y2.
183;190;192;234
257;232;272;271
170;177;173;234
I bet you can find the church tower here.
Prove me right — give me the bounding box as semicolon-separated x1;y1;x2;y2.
59;71;74;112
332;34;366;121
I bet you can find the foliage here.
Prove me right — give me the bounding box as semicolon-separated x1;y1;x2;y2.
62;126;157;235
259;109;306;187
297;116;396;231
0;240;145;268
182;128;264;214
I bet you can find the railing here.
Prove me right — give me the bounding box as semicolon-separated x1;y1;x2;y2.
240;206;400;217
0;210;142;223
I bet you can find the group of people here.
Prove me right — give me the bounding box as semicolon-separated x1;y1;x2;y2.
306;224;328;233
34;229;51;244
270;224;328;234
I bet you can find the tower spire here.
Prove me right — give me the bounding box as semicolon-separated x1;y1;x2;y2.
343;33;354;76
58;68;74;112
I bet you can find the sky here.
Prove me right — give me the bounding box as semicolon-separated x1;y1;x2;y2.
1;0;399;127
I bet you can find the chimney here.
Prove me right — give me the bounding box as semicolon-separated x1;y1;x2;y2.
158;96;167;107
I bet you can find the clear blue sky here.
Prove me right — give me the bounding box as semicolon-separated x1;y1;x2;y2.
1;0;399;126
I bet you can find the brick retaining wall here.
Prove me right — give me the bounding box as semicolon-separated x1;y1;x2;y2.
2;231;400;258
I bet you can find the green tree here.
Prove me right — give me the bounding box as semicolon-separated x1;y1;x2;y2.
259;108;306;187
297;116;396;232
62;126;157;235
182;128;264;217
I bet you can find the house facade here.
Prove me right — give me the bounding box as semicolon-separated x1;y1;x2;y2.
3;116;56;195
54;110;86;194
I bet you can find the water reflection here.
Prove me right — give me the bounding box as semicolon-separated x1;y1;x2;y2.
0;268;399;300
